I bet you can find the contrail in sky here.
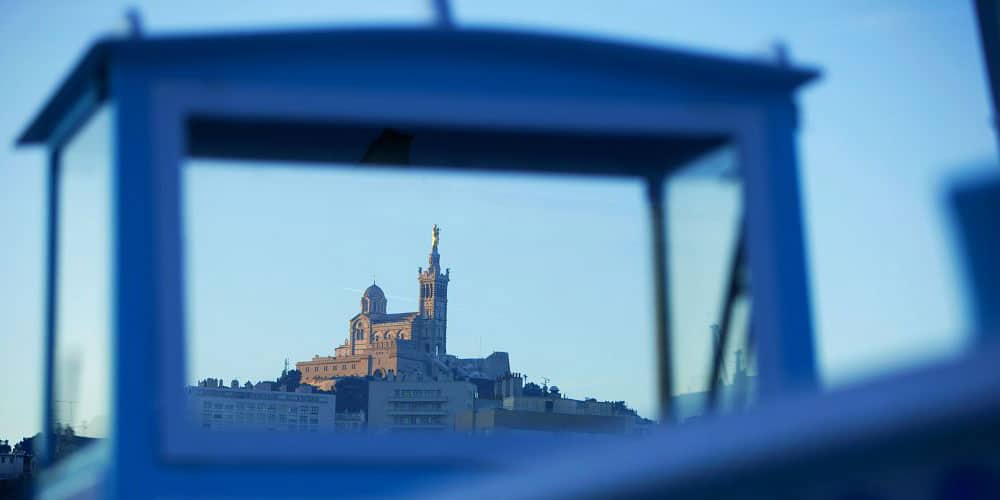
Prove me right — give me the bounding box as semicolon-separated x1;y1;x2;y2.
342;287;417;303
341;287;464;313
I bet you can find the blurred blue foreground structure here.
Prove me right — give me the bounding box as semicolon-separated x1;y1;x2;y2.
15;12;1000;500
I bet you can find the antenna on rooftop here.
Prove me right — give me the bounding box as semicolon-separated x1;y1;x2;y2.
123;7;144;38
711;324;729;385
770;40;790;67
55;400;77;430
431;0;454;29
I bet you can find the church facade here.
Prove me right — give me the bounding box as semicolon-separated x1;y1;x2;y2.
297;225;453;382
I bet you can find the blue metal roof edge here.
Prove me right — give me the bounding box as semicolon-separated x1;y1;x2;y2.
15;26;820;147
17;38;112;146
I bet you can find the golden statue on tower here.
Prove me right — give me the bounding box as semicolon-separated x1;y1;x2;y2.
431;224;440;251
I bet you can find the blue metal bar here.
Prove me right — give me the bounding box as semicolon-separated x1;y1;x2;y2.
42;147;60;466
647;175;673;422
975;0;1000;154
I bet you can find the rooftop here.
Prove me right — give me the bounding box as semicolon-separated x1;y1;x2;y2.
17;26;817;147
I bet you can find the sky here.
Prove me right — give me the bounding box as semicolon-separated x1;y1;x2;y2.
0;0;996;441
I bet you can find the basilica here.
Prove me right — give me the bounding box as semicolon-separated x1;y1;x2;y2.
297;226;510;386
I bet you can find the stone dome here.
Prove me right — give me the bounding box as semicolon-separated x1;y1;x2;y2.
361;283;388;314
363;283;385;301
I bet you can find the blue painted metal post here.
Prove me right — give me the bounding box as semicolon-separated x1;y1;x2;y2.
110;66;158;500
647;175;674;422
42;148;61;466
951;174;1000;344
742;101;818;400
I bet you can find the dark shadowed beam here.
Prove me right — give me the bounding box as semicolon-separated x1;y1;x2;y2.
976;0;1000;153
646;175;674;423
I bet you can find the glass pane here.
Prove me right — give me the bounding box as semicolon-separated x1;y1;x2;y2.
664;145;755;422
181;159;658;442
53;107;113;462
456;0;991;392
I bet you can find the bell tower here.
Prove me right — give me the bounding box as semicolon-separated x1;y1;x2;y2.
418;224;449;355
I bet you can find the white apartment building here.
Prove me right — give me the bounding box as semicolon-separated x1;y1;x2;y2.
502;396;622;416
497;395;653;435
335;410;367;432
367;379;475;432
187;380;337;433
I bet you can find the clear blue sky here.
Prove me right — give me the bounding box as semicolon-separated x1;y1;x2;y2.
1;1;996;441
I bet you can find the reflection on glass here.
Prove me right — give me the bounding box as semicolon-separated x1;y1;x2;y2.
53;107;113;462
182;161;658;438
665;146;755;423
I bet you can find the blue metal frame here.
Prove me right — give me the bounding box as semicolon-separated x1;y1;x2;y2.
19;26;820;499
146;80;766;464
